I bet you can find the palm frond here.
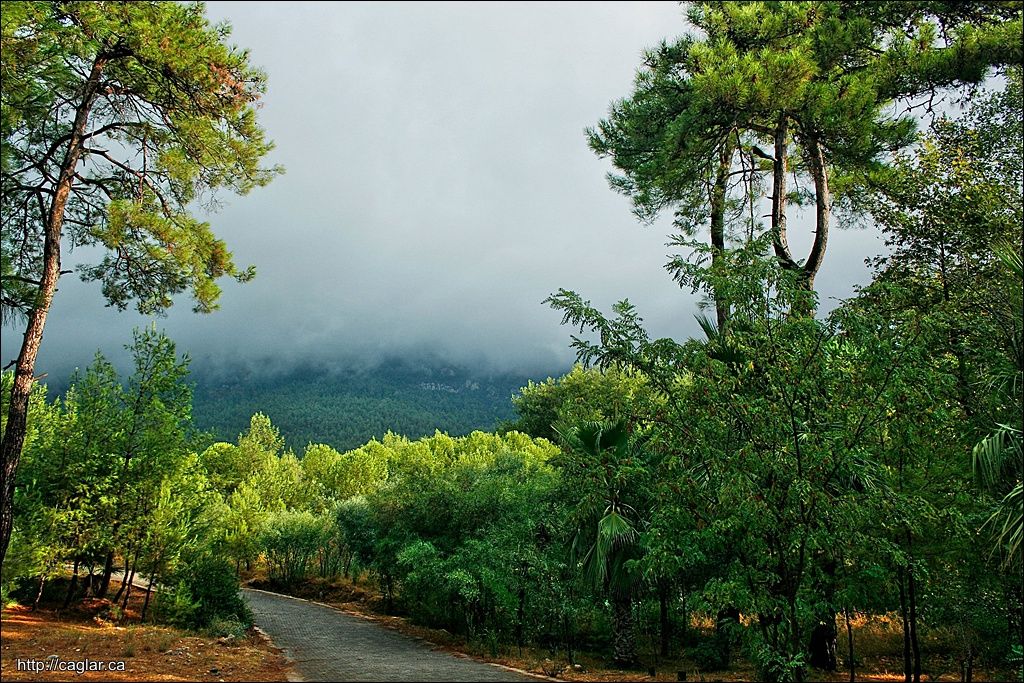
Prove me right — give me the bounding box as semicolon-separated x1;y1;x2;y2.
973;425;1022;490
987;481;1023;569
695;312;720;343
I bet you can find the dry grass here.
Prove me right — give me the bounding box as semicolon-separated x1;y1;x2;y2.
1;581;292;682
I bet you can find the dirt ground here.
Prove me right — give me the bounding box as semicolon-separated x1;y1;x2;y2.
0;580;293;682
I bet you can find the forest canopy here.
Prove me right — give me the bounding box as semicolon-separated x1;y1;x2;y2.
1;3;1022;683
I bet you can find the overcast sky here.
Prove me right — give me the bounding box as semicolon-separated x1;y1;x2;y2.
2;1;886;380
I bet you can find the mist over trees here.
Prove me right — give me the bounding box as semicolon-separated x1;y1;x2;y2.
2;2;1022;683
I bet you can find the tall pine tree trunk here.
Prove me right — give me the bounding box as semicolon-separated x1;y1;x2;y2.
801;135;831;299
710;136;736;330
0;54;109;569
98;551;115;598
771;114;796;272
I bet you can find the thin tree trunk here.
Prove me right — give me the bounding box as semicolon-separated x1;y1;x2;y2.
120;544;141;612
62;560;80;609
113;546;131;604
771;114;797;272
802;135;831;295
845;605;855;683
659;583;671;657
141;572;157;622
710;136;736;330
120;576;133;612
120;569;135;613
908;563;922;683
31;573;47;611
0;54;110;569
898;567;912;683
98;551;114;598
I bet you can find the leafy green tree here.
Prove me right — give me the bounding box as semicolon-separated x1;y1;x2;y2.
558;420;651;668
589;1;1021;321
859;69;1023;679
199;442;250;497
1;0;280;567
508;365;655;442
547;244;997;681
260;510;323;585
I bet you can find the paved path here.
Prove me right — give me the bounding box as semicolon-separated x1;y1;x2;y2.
242;588;539;682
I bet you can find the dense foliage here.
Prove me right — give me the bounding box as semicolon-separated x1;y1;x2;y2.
2;3;1021;682
0;0;279;570
185;360;547;452
2;328;250;630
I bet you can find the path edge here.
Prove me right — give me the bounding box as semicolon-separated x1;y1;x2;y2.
242;587;558;682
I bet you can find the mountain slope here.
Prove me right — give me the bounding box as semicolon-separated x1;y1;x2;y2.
190;358;561;451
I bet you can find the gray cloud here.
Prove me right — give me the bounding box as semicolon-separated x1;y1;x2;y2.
2;1;884;381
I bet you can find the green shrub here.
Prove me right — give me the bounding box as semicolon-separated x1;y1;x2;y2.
689;641;729;672
157;553;250;629
153;581;201;628
204;616;249;640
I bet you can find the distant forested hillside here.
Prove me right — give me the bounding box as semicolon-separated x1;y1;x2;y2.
189;358;561;450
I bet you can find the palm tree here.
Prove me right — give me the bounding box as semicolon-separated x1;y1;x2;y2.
974;422;1023;569
973;244;1023;569
557;419;645;668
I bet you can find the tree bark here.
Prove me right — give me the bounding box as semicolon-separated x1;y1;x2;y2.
62;560;80;610
844;605;855;683
0;54;109;569
771;114;798;273
611;591;638;667
802;135;830;294
31;573;46;610
659;583;671;657
119;543;141;612
710;137;736;330
898;567;912;683
120;566;135;613
141;572;157;622
907;563;922;683
113;544;132;603
809;557;838;671
98;551;115;598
